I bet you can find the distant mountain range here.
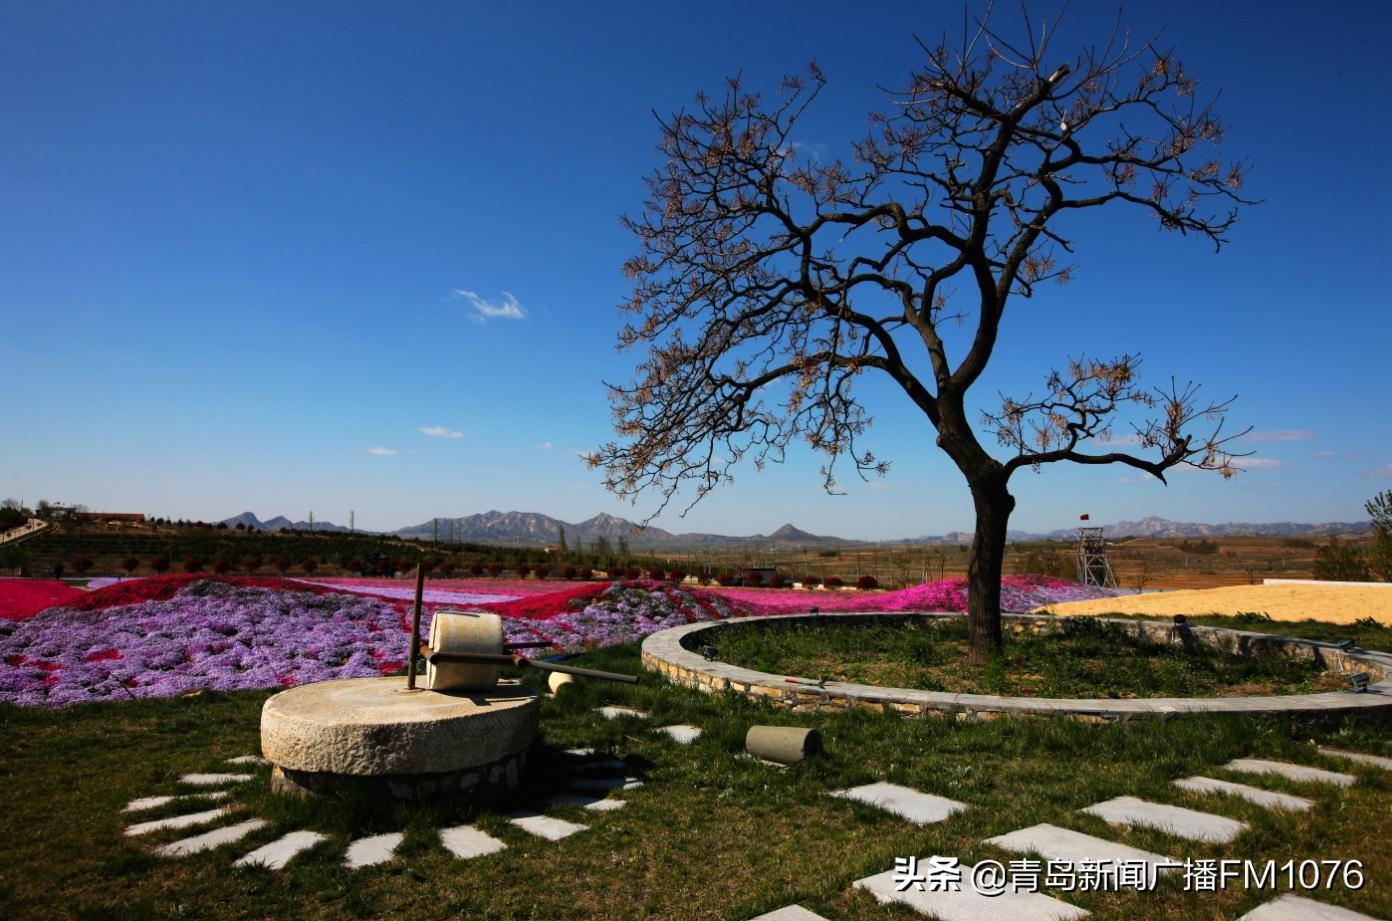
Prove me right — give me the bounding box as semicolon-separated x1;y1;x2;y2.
221;510;1369;547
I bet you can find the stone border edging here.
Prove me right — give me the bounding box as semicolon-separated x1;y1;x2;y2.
640;612;1392;723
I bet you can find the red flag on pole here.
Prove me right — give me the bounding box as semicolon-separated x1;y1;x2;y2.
1080;514;1090;521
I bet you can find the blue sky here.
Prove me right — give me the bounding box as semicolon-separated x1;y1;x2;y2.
3;0;1389;538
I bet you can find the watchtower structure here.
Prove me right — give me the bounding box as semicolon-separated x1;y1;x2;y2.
1077;526;1117;588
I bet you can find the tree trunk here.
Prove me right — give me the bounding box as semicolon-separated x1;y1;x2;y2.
967;477;1015;664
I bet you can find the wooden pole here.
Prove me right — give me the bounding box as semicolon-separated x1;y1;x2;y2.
406;560;425;690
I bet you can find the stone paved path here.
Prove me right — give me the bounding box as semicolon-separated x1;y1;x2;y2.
439;825;506;860
855;861;1088;920
1319;748;1392;772
545;792;627;812
344;832;403;869
748;906;830;921
178;772;253;786
233;830;327;870
661;724;702;744
984;822;1175;883
1223;759;1356;787
156;818;267;857
597;706;647;720
831;782;967;825
124;791;230;813
125;807;234;837
1237;893;1386;921
1081;795;1247;843
225;755;267;765
1173;776;1313;811
508;811;588;841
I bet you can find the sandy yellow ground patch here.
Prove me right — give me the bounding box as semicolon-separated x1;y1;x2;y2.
1035;583;1392;625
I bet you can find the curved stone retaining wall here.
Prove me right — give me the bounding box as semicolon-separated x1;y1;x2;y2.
640;612;1392;723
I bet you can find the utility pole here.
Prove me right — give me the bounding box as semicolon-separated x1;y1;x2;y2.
350;510;355;534
309;511;314;532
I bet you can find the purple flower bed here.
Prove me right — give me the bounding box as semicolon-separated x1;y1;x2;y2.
0;579;746;707
297;579;519;607
497;581;745;652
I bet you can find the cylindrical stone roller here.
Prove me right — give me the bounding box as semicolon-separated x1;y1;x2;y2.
745;725;822;765
427;611;505;691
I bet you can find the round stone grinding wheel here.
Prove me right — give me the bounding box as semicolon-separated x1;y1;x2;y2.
428;610;504;692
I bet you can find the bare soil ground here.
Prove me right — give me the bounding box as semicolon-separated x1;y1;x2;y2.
1038;583;1392;625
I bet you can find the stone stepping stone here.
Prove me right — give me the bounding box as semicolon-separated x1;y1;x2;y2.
125;807;234;837
1081;796;1246;843
1224;759;1356;787
830;782;967;825
1174;776;1313;811
178;772;253;786
983;823;1175;884
344;832;404;869
1319;747;1392;772
565;747;596;756
233;830;328;870
1237;893;1386;921
568;775;644;792
225;755;267;765
156;818;268;857
749;906;831;921
123;790;230;813
439;824;507;860
508;811;588;841
545;793;627;812
597;706;647;720
660;724;702;744
855;861;1088;920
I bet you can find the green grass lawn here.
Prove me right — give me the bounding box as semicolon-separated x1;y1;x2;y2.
716;616;1343;698
1;642;1389;920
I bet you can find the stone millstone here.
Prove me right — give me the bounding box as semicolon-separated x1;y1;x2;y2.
260;676;539;799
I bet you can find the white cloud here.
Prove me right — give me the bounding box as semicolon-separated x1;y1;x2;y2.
570;448;594;463
366;446;398;456
453;289;527;323
1243;429;1315;442
1238;457;1286;470
1314;449;1360;461
1096;432;1142;447
420;425;463;439
1363;464;1392;478
537;441;554;450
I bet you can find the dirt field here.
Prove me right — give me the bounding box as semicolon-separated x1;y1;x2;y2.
1037;583;1392;625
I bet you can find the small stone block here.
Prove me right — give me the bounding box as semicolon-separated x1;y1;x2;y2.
225;755;267;765
1224;759;1356;787
125;807;233;837
1081;796;1247;843
855;861;1088;920
439;824;506;860
508;811;588;841
749;906;831;921
568;776;644;792
1237;893;1386;921
1318;748;1392;772
597;706;647;720
564;747;595;756
831;782;967;825
233;830;328;870
984;823;1175;883
545;793;627;812
660;724;703;744
178;773;253;786
344;832;404;869
156;819;268;857
123;791;229;812
1173;776;1313;811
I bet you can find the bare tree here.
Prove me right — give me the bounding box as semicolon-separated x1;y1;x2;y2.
594;5;1254;659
